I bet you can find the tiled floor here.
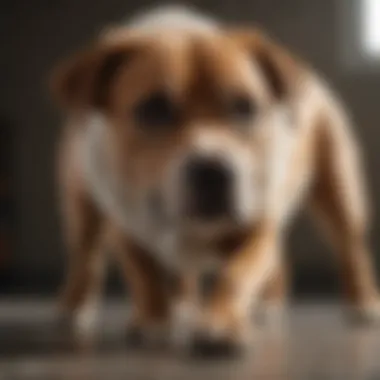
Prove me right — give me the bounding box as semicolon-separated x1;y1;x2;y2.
0;301;380;379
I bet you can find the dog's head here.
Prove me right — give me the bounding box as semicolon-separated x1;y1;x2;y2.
51;8;302;243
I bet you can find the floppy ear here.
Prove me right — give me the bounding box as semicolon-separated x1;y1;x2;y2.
49;42;137;111
230;29;303;100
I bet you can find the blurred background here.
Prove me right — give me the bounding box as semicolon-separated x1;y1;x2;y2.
0;0;379;300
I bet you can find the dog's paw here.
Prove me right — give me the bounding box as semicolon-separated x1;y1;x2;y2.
125;319;170;349
187;310;252;359
124;324;145;347
56;303;99;340
189;330;245;359
170;300;199;348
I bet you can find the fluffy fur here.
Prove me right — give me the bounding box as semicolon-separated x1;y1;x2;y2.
51;6;380;354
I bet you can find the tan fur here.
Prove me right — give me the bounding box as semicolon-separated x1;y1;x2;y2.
50;16;379;349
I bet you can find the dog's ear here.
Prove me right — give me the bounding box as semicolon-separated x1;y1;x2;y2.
230;29;303;100
49;41;138;111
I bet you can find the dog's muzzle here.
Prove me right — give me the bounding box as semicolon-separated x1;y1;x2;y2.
183;155;234;220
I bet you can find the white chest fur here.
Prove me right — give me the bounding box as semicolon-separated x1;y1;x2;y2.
79;114;187;271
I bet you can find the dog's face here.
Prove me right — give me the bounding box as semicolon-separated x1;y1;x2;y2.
52;27;299;241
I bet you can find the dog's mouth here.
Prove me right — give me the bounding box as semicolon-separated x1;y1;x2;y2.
145;185;253;244
138;151;258;245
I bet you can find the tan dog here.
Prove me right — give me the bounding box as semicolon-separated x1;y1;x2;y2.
50;6;380;354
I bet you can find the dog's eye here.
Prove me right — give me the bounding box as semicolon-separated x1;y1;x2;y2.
134;91;179;131
227;94;256;122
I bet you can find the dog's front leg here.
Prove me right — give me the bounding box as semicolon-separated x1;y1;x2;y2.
257;257;289;326
111;229;172;348
191;222;280;356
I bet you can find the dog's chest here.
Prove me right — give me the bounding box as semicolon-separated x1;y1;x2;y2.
165;230;250;272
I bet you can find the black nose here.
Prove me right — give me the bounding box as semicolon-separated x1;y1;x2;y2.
184;157;233;220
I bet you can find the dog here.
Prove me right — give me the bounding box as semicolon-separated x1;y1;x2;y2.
50;5;380;355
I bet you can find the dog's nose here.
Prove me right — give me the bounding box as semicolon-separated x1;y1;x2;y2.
184;157;233;220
